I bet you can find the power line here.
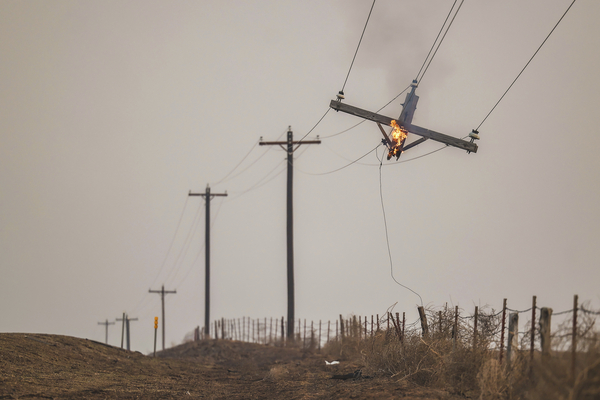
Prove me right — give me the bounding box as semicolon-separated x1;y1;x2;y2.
415;0;458;81
340;0;376;93
295;107;331;146
377;147;423;307
295;143;382;176
211;139;259;185
417;0;465;85
319;85;411;139
476;0;577;130
226;159;287;201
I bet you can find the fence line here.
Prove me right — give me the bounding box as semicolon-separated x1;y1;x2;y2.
188;294;599;377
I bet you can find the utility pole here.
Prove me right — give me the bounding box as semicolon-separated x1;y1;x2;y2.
116;314;138;350
189;184;227;338
259;126;321;339
149;285;176;350
97;319;115;344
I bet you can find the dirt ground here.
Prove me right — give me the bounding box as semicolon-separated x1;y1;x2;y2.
0;333;465;399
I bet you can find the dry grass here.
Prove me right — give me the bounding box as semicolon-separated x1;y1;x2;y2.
322;306;600;400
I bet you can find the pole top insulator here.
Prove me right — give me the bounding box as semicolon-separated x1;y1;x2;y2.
336;91;345;100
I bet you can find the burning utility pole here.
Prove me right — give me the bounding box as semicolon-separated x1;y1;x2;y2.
259;127;321;340
330;80;478;157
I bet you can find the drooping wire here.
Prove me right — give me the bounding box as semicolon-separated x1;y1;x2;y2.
415;0;458;81
476;0;577;130
146;195;190;291
211;139;259;185
295;107;330;146
161;200;204;285
377;147;423;306
340;0;376;93
226;159;287;201
295;143;382;176
417;0;465;85
319;85;411;139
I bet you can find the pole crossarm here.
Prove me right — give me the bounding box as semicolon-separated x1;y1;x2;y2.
329;100;477;153
260;140;322;146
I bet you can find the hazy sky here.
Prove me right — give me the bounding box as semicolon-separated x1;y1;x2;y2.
1;0;599;353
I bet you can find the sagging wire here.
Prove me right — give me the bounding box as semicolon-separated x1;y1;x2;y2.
294;143;382;176
415;0;458;81
319;85;411;139
476;0;577;131
377;146;424;307
340;0;376;94
417;0;465;86
226;159;287;201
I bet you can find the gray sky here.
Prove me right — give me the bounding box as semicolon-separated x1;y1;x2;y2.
1;0;599;353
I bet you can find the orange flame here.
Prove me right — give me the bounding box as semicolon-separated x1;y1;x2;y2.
387;120;407;159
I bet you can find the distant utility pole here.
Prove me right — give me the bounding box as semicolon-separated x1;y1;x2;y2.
259;126;321;339
97;319;115;344
189;184;227;338
149;285;176;350
116;314;138;350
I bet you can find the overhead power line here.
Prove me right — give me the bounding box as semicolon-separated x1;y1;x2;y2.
417;0;465;85
341;0;376;93
476;0;577;130
415;0;458;81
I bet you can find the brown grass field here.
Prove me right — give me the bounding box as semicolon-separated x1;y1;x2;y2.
1;309;598;399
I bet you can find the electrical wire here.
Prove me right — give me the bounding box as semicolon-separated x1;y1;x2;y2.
295;107;331;146
226;159;287;201
417;0;465;86
377;146;423;307
146;195;190;293
295;143;382;176
415;0;458;81
319;85;411;139
340;0;376;93
211;139;259;185
476;0;577;130
161;200;204;285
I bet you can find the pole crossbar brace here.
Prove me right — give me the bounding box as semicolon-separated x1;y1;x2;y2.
329;100;477;154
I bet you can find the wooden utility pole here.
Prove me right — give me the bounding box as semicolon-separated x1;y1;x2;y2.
259;127;320;339
149;285;177;350
189;184;227;338
116;314;138;351
97;319;115;344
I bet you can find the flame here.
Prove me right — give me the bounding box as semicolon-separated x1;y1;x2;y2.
387;120;407;159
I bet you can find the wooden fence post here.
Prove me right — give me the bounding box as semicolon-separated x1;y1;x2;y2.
402;312;406;343
499;299;507;365
318;320;321;352
418;306;429;336
339;315;344;341
439;311;443;335
539;307;552;358
530;296;537;366
453;306;458;351
571;294;578;382
327;320;330;344
473;306;479;349
507;312;519;365
377;314;380;332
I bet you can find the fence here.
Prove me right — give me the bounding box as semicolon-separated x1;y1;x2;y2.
189;295;599;377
